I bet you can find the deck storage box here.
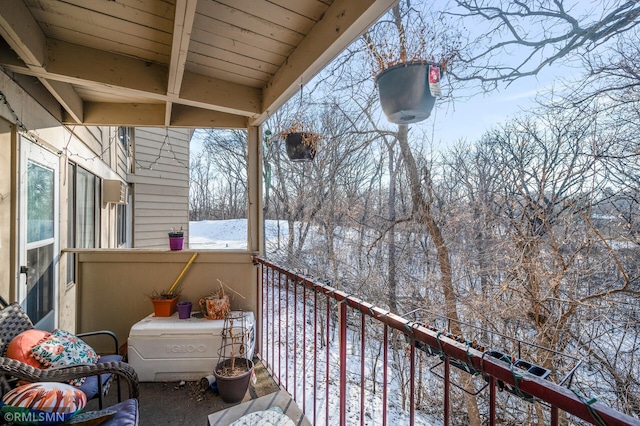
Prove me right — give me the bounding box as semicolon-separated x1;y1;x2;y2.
127;311;255;382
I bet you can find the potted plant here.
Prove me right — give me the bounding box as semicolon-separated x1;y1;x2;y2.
363;3;458;124
199;287;230;320
213;312;254;403
277;121;320;162
146;253;198;317
168;226;184;250
375;60;441;124
147;290;180;317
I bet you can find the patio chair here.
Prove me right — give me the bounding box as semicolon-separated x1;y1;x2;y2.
0;298;139;410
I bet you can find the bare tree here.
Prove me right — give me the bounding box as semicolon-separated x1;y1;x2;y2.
448;0;640;89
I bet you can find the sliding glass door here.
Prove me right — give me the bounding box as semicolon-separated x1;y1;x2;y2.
18;137;59;330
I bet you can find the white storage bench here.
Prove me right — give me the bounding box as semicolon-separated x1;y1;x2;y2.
127;311;255;382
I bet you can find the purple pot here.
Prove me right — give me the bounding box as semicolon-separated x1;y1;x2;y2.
177;301;192;319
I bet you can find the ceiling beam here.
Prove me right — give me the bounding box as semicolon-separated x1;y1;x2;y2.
0;39;263;119
73;102;166;127
254;0;397;126
0;1;83;121
40;79;83;123
168;0;197;98
0;1;46;69
46;40;168;97
170;104;248;128
166;0;198;126
179;71;262;117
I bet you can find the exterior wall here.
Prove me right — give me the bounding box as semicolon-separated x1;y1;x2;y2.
129;127;191;248
0;118;13;302
76;250;258;353
0;70;125;331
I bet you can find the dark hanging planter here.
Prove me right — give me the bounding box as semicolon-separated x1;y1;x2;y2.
375;61;438;124
285;132;318;162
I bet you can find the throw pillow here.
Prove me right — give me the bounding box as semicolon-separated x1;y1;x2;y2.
5;329;50;369
30;329;100;386
0;382;86;425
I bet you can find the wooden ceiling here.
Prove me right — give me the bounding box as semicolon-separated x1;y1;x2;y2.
0;0;395;128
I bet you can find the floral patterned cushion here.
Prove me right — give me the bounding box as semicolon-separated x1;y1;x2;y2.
0;382;86;425
30;329;100;386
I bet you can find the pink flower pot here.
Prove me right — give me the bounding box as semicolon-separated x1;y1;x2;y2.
169;236;184;250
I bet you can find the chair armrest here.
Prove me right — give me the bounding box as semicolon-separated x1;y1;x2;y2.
0;357;139;399
76;330;119;355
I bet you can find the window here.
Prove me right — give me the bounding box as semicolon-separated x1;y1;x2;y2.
117;203;127;246
66;164;101;285
118;127;131;150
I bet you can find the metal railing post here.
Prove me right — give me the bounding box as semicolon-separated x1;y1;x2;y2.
339;301;347;426
444;357;450;426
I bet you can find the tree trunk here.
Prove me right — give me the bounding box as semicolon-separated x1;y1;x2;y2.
388;142;398;313
396;124;482;426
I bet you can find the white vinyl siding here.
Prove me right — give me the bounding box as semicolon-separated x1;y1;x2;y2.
128;127;192;248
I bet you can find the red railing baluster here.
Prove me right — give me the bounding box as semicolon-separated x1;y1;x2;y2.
444;356;450;426
410;339;416;426
489;375;496;426
285;277;290;392
302;282;307;414
325;296;330;426
277;271;282;387
339;301;347;426
270;267;275;377
383;324;388;426
360;314;365;426
551;406;559;426
293;278;298;402
313;289;318;425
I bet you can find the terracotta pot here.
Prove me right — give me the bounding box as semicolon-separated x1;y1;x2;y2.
151;295;179;317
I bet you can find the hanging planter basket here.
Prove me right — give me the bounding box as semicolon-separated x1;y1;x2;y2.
375;61;438;124
285;132;318;162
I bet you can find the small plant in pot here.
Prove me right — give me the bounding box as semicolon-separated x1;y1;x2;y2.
214;312;254;403
362;2;459;124
146;290;180;317
277;121;321;162
168;226;184;250
145;252;198;317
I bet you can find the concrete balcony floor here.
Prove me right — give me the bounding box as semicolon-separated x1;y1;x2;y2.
86;357;280;425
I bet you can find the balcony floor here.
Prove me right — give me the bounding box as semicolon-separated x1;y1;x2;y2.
86;357;280;425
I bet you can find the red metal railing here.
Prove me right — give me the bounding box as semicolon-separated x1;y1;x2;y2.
255;256;640;426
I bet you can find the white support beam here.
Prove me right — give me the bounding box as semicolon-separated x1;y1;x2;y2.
78;102;166;126
254;0;397;126
39;78;84;123
0;40;263;118
170;104;248;128
247;125;263;253
46;40;168;97
0;1;46;69
0;2;85;122
180;71;262;117
167;0;197;98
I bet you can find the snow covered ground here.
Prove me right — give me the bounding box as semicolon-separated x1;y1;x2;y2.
189;219;288;250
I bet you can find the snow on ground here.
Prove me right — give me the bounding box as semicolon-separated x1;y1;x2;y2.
189;219;289;250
